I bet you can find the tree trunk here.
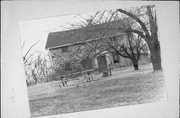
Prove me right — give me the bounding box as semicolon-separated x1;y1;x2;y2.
147;6;162;71
132;60;139;70
149;40;162;71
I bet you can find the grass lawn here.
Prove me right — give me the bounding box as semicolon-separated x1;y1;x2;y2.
28;64;166;117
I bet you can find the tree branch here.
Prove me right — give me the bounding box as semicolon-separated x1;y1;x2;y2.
23;40;40;62
126;33;135;59
117;8;151;38
108;42;131;59
119;28;149;44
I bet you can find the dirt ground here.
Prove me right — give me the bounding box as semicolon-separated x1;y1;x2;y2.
28;63;167;117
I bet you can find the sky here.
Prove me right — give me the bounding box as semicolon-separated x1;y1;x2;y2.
19;12;95;59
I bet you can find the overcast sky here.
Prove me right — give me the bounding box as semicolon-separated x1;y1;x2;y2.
19;12;95;58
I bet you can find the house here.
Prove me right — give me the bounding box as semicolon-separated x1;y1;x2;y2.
45;20;149;75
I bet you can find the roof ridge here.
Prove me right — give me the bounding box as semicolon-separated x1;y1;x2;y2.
45;19;126;50
48;19;124;35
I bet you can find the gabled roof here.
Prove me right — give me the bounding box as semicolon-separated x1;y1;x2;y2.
45;20;125;50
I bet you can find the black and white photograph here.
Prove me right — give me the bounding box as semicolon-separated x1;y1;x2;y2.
2;1;179;118
19;5;167;117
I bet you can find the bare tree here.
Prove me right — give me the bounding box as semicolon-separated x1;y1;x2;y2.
21;39;41;86
21;39;56;85
72;5;161;71
25;53;56;86
22;40;40;65
116;5;162;71
106;17;148;70
108;33;147;70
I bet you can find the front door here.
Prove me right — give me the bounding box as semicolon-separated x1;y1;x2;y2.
97;55;107;72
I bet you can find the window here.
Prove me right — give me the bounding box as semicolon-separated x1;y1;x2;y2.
61;46;68;53
65;62;71;71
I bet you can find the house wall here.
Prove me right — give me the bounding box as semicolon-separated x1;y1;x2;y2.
48;36;150;74
49;43;99;73
49;45;80;71
119;56;132;66
110;52;150;68
48;37;109;73
119;54;150;66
